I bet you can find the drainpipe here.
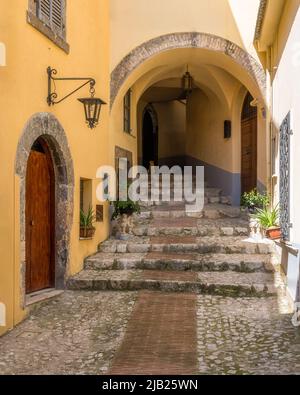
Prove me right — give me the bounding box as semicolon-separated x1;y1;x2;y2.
266;46;273;204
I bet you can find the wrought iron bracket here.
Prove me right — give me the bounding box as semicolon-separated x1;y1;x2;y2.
47;67;96;106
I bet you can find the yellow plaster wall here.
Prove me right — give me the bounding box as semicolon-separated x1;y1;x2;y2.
110;0;261;70
0;0;110;336
154;101;186;161
186;89;232;172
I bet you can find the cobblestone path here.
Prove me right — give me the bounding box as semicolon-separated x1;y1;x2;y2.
0;292;137;375
0;290;300;375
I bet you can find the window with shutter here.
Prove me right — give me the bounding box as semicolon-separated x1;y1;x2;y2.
51;0;63;30
36;0;64;36
27;0;68;52
39;0;51;26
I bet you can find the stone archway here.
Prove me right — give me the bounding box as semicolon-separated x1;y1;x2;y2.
15;113;74;306
110;32;266;108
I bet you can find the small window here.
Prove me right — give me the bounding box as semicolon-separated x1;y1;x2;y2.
123;89;132;133
27;0;68;52
36;0;65;37
80;178;92;213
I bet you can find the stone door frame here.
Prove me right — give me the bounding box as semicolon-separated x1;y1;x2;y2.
15;113;74;308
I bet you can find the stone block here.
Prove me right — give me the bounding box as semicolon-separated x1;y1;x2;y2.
235;227;249;236
117;244;128;253
133;227;147;236
100;242;117;253
209;197;220;204
220;227;234;236
127;244;150;253
204;210;220;219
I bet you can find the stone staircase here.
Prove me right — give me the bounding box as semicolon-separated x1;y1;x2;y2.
67;183;278;298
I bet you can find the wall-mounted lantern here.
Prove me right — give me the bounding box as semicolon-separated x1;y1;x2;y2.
182;69;194;95
47;67;106;129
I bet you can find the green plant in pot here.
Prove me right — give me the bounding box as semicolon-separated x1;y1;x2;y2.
111;200;141;220
241;189;269;213
253;204;281;240
112;199;141;239
80;206;96;239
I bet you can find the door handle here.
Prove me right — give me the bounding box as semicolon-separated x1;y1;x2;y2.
30;220;35;226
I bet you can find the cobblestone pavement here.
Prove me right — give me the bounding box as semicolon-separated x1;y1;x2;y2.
0;290;300;375
0;292;137;375
197;296;300;375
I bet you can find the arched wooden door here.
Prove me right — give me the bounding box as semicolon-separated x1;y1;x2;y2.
241;92;257;194
25;139;55;294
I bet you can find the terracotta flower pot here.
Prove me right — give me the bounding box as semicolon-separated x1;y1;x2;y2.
80;226;96;239
266;227;281;240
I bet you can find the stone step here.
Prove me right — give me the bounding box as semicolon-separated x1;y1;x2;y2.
143;187;221;196
67;269;277;297
85;252;274;273
99;236;275;255
140;204;243;219
139;195;232;207
140;196;226;206
133;218;249;237
142;177;208;184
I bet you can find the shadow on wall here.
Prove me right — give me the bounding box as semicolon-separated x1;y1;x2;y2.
185;156;241;206
154;155;243;206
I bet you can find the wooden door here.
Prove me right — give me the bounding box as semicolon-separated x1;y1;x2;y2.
241;92;258;194
241;115;257;193
25;145;55;294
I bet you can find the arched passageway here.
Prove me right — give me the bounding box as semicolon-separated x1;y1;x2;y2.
111;33;267;205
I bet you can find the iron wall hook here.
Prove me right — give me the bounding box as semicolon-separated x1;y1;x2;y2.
47;66;96;106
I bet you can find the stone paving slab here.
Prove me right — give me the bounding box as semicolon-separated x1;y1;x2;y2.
0;291;137;375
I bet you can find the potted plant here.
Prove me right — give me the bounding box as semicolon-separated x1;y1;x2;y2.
80;206;96;239
253;204;281;240
111;199;140;239
241;189;269;213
